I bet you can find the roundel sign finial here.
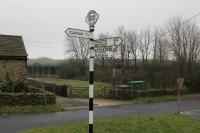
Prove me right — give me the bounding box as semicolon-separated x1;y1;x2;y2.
85;10;99;27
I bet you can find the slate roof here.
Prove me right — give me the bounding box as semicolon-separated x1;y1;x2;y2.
0;34;28;57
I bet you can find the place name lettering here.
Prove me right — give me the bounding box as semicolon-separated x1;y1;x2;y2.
69;31;83;36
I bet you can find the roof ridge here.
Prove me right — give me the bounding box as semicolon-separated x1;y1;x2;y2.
0;34;22;38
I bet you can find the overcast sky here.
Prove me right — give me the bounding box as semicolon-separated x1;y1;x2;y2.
0;0;200;59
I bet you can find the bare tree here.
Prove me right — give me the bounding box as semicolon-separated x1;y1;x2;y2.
153;28;169;63
66;37;90;76
139;35;145;65
115;26;128;83
115;26;127;66
167;16;200;74
139;27;152;65
127;30;138;68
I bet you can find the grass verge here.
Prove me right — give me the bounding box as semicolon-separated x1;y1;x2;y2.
98;93;200;105
0;104;64;115
21;114;200;133
132;93;200;104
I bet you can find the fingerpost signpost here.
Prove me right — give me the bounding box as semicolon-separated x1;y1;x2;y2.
65;10;122;133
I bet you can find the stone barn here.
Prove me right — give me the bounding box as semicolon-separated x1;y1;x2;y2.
0;34;28;81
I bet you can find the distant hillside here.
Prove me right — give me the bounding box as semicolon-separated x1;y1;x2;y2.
28;57;173;67
28;57;63;66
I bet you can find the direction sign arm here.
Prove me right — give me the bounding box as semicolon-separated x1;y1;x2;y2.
65;28;92;39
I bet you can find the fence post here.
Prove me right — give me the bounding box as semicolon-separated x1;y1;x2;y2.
41;83;47;105
104;87;106;98
130;89;132;99
66;85;69;97
107;88;109;98
54;85;56;95
115;88;118;98
105;88;107;98
69;86;72;97
103;87;105;98
12;83;14;96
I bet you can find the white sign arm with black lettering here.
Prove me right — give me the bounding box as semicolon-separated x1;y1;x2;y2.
94;37;122;47
65;28;92;39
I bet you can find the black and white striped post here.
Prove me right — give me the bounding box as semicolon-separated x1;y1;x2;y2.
89;26;94;133
85;10;99;133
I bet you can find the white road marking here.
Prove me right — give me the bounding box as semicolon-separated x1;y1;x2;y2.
181;109;200;115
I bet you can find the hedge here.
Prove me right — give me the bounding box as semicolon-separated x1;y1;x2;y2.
102;88;192;100
0;93;56;106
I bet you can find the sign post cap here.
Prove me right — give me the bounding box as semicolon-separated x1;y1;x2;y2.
85;10;99;27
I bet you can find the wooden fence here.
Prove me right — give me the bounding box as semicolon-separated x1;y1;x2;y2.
28;79;102;98
28;79;71;97
28;79;191;99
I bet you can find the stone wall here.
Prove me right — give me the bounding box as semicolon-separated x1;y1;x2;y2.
0;59;27;81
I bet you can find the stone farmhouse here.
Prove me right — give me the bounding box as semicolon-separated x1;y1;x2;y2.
0;34;28;81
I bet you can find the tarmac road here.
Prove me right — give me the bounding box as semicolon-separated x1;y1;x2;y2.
0;99;200;133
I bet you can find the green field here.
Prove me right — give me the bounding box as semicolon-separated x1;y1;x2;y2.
22;114;200;133
33;78;111;89
31;78;112;97
0;104;64;115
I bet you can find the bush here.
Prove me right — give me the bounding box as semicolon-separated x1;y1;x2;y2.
185;73;200;92
0;72;14;92
0;73;30;93
103;88;192;100
27;86;43;93
0;93;56;106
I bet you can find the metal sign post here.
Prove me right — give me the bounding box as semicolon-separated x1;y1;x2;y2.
65;10;121;133
85;10;99;133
